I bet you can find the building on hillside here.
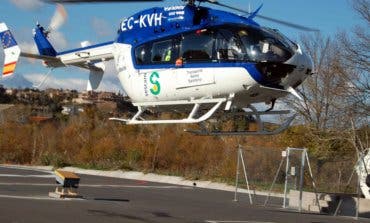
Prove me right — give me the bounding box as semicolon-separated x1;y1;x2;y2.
5;89;15;95
61;105;84;115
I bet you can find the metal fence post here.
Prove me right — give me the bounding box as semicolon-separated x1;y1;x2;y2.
283;148;290;208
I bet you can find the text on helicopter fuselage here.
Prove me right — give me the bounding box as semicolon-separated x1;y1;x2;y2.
121;13;163;32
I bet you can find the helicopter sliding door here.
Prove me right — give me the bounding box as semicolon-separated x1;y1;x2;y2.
133;30;217;100
133;36;180;100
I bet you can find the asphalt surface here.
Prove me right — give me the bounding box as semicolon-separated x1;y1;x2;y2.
0;165;367;223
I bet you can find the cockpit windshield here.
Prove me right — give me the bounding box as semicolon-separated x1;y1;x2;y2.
177;25;296;63
215;25;295;63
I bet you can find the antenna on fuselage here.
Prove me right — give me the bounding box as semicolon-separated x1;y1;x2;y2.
186;0;196;6
185;0;206;6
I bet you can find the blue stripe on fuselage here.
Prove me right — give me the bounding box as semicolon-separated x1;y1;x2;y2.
242;63;263;83
134;62;263;84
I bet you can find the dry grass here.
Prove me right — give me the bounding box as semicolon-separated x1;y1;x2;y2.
0;105;359;193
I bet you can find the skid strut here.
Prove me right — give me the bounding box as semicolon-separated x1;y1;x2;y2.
110;98;227;125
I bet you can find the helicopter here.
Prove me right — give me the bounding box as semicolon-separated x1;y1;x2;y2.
0;0;317;135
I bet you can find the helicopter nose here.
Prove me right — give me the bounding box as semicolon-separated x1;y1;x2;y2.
285;44;313;75
278;44;314;90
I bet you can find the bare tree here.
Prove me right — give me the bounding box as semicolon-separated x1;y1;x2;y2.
353;0;370;24
285;34;352;131
281;0;369;175
286;0;369;131
338;0;370;117
334;1;370;175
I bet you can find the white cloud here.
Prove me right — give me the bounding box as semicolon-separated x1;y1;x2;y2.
19;41;38;54
104;60;117;77
10;0;44;11
99;75;123;93
49;31;68;51
24;70;123;93
18;42;39;64
99;61;124;92
15;31;67;63
91;17;114;38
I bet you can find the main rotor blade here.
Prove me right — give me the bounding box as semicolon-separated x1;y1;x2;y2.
254;14;320;32
43;0;163;3
49;4;68;31
205;0;319;32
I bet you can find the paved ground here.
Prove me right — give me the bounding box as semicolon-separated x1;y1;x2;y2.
0;165;367;223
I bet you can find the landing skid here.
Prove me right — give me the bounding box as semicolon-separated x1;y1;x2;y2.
185;106;297;136
110;98;297;136
109;98;227;125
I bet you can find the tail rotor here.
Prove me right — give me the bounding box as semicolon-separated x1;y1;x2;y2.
47;3;68;35
33;3;67;56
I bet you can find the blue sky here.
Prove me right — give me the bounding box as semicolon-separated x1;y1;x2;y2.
0;0;362;91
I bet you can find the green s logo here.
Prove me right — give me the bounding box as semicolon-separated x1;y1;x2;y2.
150;72;161;95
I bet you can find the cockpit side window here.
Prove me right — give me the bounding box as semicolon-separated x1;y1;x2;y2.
134;37;179;66
215;29;244;61
180;30;214;63
237;27;293;63
151;39;174;63
135;44;150;65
